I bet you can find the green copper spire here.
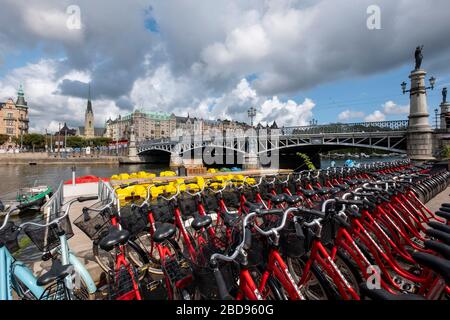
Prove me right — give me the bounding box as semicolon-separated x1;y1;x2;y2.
16;84;27;107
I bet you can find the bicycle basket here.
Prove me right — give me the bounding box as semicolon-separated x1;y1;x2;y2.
230;226;266;267
320;217;339;245
178;194;198;217
0;222;20;253
190;243;237;299
73;206;111;241
119;204;148;237
222;191;240;209
39;281;71;300
203;193;219;212
279;220;312;258
24;214;73;252
108;265;141;300
149;199;174;223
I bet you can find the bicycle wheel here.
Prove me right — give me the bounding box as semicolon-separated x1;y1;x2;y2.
249;267;288;300
287;256;334;300
132;231;182;276
93;239;149;279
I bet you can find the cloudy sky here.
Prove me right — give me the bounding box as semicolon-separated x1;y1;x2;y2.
0;0;449;132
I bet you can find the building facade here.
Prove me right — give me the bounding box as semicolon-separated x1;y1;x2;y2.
0;85;29;145
105;110;177;141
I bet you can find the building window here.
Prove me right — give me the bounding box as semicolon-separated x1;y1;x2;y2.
7;113;13;119
6;128;14;134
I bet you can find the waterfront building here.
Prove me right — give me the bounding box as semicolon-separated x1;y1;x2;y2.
105;109;177;142
105;109;254;142
0;85;29;146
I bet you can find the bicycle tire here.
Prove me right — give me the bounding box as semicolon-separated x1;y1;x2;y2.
92;239;149;279
287;256;335;300
132;230;182;276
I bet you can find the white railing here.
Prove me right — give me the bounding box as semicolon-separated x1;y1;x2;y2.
41;181;64;218
98;179;116;203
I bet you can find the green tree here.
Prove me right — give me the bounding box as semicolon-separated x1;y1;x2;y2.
0;134;9;145
66;136;86;148
22;133;46;149
85;137;112;147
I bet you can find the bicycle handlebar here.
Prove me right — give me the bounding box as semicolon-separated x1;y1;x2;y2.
19;196;99;230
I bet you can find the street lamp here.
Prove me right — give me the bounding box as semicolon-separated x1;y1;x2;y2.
247;107;257;127
435;108;439;129
309;119;318;126
401;76;436;94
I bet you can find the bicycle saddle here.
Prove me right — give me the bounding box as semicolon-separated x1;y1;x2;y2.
283;194;302;205
99;227;130;251
412;252;450;286
424;240;450;260
425;228;450;246
191;214;212;231
334;184;349;191
427;221;450;234
152;223;176;243
300;189;316;197
267;194;285;204
436;209;450;220
313;186;330;195
359;283;424;300
37;260;74;286
222;211;239;228
329;187;341;195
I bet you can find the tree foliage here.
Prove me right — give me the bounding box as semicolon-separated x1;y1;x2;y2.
296;152;316;170
0;134;9;145
22;133;46;148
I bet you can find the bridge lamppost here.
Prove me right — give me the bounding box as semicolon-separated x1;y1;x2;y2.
401;76;435;95
309;119;318;126
247;107;257;127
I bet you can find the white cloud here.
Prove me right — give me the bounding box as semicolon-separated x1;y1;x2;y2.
0;59;120;132
257;96;315;126
382;100;409;115
338;109;365;121
365;110;386;122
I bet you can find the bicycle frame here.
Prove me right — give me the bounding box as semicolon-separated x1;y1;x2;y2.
0;245;44;300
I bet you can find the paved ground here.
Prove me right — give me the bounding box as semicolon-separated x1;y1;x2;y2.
30;199;104;284
425;185;450;213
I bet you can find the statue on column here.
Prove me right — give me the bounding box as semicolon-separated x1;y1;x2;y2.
443;87;447;104
414;45;423;70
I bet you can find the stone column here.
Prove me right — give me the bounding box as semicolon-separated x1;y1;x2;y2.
440;102;450;130
127;124;143;163
169;152;184;169
243;135;260;170
406;69;435;161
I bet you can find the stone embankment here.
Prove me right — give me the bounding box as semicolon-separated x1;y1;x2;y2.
0;152;120;165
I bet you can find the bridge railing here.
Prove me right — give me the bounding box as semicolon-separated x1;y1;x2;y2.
281;120;409;135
